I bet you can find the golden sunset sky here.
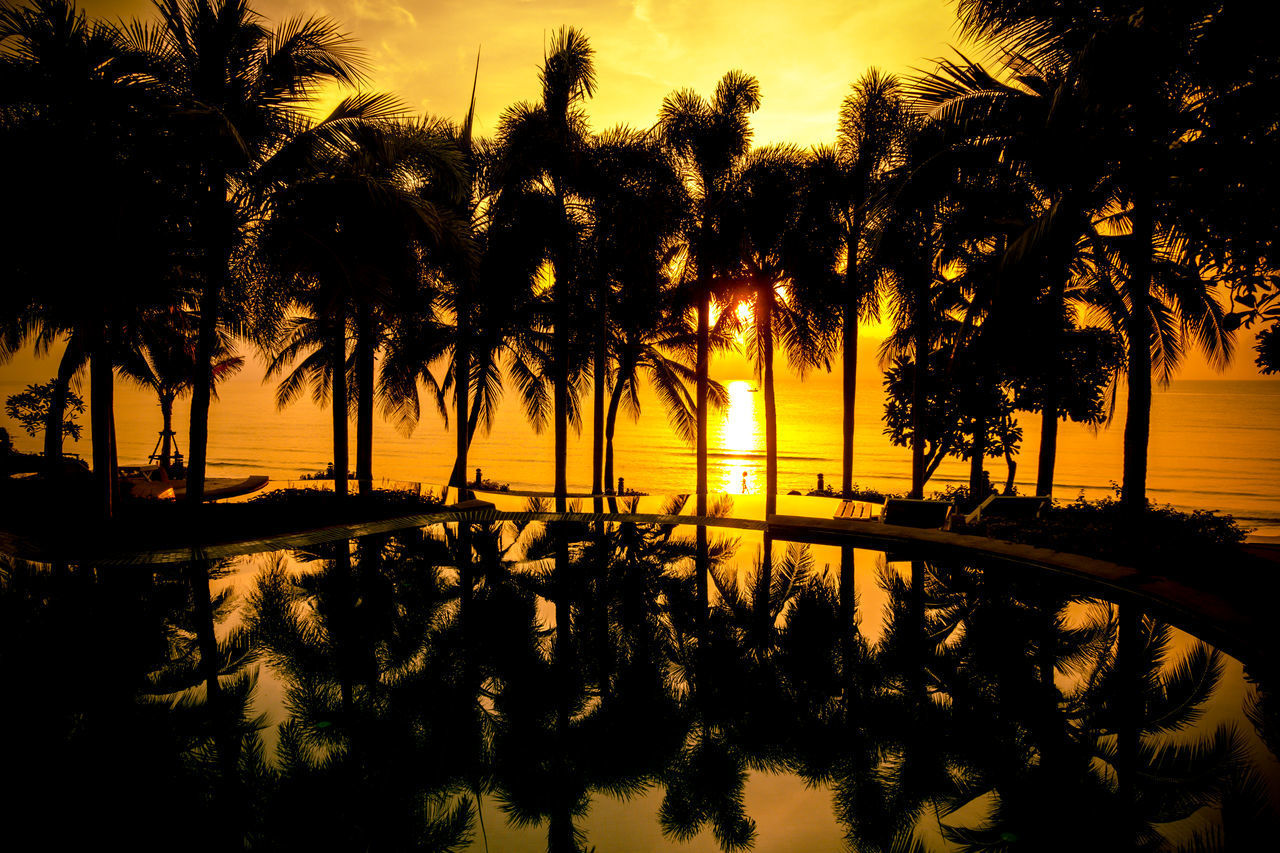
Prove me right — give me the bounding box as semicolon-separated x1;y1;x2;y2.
83;0;958;146
65;0;1270;378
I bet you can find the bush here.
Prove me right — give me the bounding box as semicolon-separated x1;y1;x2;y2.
964;492;1249;569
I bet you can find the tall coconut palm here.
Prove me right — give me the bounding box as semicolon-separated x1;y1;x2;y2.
255;108;464;498
489;28;598;729
493;26;596;516
133;0;368;504
810;70;910;500
578;125;696;502
658;69;761;622
722;144;839;634
2;0;180;516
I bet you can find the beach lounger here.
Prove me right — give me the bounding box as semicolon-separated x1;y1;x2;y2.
446;498;497;521
880;498;954;530
963;495;1050;525
834;500;882;520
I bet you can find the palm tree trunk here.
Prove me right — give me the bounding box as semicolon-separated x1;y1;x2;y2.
1035;401;1059;498
160;394;175;471
1036;277;1067;497
187;559;223;707
909;559;927;702
1116;604;1140;807
331;310;349;499
554;275;569;514
762;295;778;518
553;239;574;697
44;336;82;470
187;166;229;505
89;332;113;520
444;397;483;499
842;218;859;498
454;299;470;502
1123;182;1153;512
910;288;928;500
758;293;777;641
592;284;607;517
969;414;988;500
695;281;710;627
355;302;375;496
456;286;473;654
839;544;856;719
604;357;628;513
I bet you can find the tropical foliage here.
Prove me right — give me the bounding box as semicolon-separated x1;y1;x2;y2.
0;1;1264;523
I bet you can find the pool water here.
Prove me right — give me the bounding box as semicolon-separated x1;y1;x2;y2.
2;514;1277;851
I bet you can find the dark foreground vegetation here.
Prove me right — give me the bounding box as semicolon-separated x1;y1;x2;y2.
0;481;442;560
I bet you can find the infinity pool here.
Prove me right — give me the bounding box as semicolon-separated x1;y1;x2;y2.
3;511;1276;850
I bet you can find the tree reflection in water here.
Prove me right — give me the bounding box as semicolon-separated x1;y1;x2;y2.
1;525;1277;851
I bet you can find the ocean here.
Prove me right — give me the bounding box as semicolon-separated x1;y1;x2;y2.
3;352;1279;536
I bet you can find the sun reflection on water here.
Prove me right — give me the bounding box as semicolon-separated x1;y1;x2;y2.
716;380;763;494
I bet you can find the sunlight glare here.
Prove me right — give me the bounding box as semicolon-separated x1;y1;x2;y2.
716;380;763;494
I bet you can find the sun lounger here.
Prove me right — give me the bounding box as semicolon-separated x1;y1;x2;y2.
880;498;954;530
445;498;497;522
963;494;1050;525
834;500;883;520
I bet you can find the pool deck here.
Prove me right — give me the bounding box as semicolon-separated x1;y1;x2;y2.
2;507;1275;665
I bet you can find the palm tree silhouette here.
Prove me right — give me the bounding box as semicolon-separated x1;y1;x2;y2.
577;126;725;502
951;1;1239;509
256;110;464;496
659;69;761;624
720;144;838;632
910;46;1122;498
877;118;959;497
814;69;910;500
134;0;368;503
2;0;182;516
119;306;243;471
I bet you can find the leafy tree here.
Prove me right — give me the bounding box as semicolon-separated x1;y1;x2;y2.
882;350;1022;492
5;380;85;443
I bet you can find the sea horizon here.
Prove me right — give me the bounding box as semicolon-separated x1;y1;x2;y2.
5;349;1278;536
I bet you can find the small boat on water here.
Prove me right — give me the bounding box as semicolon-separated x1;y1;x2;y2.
121;465;269;502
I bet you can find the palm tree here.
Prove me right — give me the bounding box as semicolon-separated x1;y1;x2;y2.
134;0;368;504
910;47;1122;498
1;0;182;517
493;26;596;516
603;300;728;507
811;70;909;500
721;144;838;632
119;307;243;471
488;30;599;706
577;126;710;501
255;110;465;497
658;69;761;621
950;1;1237;509
877;117;958;498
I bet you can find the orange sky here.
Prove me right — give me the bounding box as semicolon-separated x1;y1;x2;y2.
65;1;1272;378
